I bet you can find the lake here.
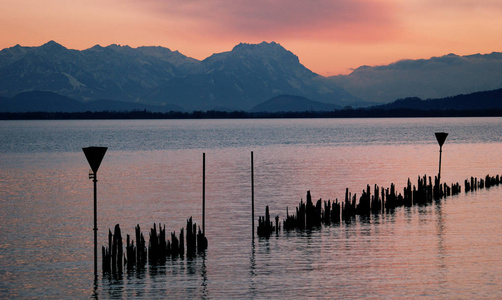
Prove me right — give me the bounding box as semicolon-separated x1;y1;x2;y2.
1;117;501;299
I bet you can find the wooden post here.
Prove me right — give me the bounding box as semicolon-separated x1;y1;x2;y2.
202;153;205;236
251;151;255;239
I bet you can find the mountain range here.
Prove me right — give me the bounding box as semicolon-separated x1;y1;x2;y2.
329;52;502;103
0;41;355;111
1;41;501;112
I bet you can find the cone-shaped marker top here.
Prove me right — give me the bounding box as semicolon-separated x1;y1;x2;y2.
83;146;108;174
435;132;448;147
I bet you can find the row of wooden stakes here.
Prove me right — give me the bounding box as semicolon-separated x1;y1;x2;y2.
258;173;501;237
102;217;208;274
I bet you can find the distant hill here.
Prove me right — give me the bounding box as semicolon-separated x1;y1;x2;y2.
2;88;502;119
372;88;502;110
250;95;339;112
0;41;359;111
2;88;501;115
330;52;502;103
0;91;85;112
83;99;182;112
0;91;183;112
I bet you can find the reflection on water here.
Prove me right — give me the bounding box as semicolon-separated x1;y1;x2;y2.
248;241;257;298
434;200;448;292
97;255;210;299
1;118;502;298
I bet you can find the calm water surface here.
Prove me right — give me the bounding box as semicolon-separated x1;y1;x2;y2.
0;118;501;299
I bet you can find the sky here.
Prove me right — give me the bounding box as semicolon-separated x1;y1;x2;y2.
1;0;502;76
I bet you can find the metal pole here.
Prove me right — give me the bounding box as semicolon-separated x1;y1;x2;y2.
93;174;98;277
202;152;205;235
251;151;254;239
438;145;443;185
83;146;107;277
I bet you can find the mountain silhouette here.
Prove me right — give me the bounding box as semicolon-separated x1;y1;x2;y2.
1;41;501;111
0;41;358;111
330;52;502;103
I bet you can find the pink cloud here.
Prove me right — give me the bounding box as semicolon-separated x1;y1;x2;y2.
142;0;399;42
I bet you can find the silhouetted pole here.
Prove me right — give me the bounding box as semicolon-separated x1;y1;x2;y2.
93;173;97;273
202;152;206;235
82;146;108;277
435;132;448;185
251;151;255;239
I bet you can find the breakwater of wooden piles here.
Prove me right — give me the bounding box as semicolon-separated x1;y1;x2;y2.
257;173;500;237
257;206;279;237
102;216;207;275
465;175;501;192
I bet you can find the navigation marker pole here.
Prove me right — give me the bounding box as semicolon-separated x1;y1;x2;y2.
82;146;108;277
435;132;448;188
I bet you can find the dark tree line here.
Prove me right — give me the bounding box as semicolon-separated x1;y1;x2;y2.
1;108;502;120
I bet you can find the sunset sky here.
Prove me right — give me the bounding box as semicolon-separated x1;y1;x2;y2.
1;0;501;76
